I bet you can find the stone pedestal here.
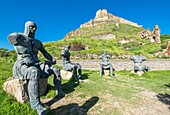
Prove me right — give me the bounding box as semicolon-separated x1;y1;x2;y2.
60;70;73;80
104;70;110;76
2;77;47;103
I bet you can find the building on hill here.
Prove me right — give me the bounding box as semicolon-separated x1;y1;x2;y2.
80;9;141;28
139;25;161;43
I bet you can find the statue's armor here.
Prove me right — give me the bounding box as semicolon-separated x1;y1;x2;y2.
8;33;37;80
130;56;149;72
99;52;114;77
99;54;111;67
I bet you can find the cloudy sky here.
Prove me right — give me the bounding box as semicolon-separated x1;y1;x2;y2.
0;0;169;49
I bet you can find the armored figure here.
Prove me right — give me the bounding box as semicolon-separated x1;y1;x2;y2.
61;45;82;81
130;56;149;72
8;21;65;115
99;51;114;77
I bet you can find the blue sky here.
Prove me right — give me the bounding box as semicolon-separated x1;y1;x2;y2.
0;0;170;50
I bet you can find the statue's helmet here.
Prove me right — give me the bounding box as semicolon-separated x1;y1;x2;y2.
65;45;71;51
24;21;37;37
104;50;107;55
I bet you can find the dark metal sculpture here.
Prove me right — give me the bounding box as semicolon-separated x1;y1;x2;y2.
99;51;114;77
8;21;65;115
61;45;82;82
130;56;149;72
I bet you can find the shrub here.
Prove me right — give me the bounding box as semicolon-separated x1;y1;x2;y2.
70;41;85;51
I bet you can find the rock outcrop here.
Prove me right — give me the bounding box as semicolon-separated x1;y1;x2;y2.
140;25;161;43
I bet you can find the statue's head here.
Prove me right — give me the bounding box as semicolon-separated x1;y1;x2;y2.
24;21;37;38
64;45;70;51
104;51;107;55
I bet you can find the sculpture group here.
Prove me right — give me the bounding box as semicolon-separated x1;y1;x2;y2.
6;21;150;115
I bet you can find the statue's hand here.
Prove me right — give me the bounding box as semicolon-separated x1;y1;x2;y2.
44;60;56;65
61;54;66;58
23;57;34;66
52;60;56;64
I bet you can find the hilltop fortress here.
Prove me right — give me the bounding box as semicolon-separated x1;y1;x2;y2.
80;9;141;28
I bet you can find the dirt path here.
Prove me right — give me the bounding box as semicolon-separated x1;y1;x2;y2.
42;90;170;115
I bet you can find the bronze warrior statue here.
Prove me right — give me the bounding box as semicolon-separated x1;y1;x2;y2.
8;21;65;115
99;51;114;77
61;45;82;82
130;56;149;72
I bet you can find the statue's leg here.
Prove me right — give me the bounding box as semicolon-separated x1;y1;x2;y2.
77;63;82;78
134;65;139;73
100;65;103;77
110;65;113;77
51;67;65;97
40;63;65;97
72;64;79;81
27;67;48;115
143;65;149;72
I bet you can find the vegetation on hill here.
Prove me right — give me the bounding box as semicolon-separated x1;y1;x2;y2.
42;26;170;60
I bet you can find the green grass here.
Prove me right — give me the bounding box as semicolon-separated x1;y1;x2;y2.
0;57;169;114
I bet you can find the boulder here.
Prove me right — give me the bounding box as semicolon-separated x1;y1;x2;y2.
60;70;73;80
2;77;47;103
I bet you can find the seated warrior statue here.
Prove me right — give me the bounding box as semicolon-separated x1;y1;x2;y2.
130;55;149;72
8;21;65;115
61;45;82;81
99;51;114;77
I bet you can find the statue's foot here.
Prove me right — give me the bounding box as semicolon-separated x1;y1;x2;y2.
36;104;49;115
56;90;65;97
79;75;83;79
74;76;79;82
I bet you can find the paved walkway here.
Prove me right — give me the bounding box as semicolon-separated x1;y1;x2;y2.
56;59;170;70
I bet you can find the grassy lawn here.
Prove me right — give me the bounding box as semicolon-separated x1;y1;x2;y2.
1;58;169;115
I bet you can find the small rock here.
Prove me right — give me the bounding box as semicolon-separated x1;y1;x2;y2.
60;70;73;80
